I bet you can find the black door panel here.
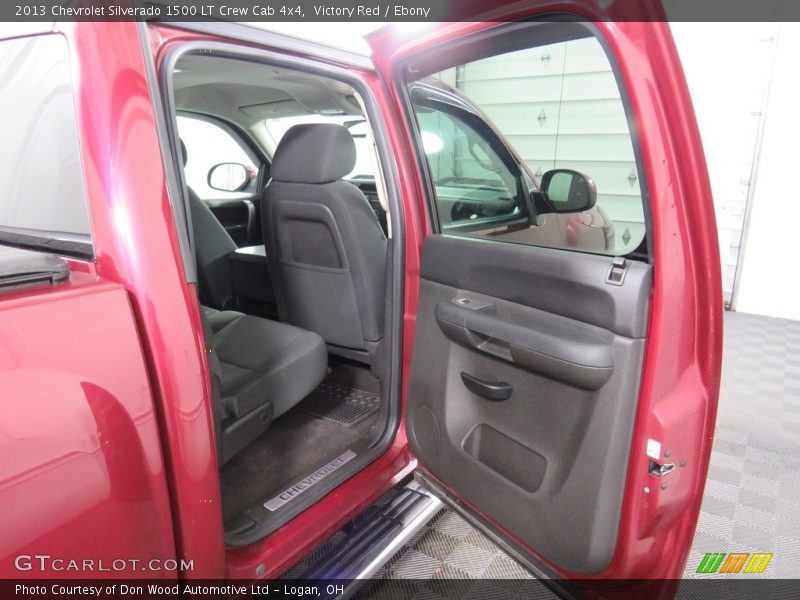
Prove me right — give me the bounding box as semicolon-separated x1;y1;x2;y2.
420;235;651;338
407;235;652;574
434;298;614;390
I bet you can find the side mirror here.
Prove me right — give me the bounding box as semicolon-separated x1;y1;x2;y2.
207;163;252;192
536;169;597;214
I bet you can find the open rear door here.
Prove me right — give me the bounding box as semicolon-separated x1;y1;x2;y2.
369;5;722;590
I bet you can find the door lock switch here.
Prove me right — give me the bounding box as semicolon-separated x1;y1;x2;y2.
606;256;630;286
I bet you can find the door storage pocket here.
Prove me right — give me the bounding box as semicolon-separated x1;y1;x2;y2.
462;424;547;493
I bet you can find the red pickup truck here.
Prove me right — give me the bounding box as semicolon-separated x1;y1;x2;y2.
0;4;722;596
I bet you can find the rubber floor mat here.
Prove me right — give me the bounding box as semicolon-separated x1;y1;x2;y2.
300;382;381;426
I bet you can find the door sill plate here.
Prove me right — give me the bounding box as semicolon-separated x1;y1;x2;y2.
264;450;357;511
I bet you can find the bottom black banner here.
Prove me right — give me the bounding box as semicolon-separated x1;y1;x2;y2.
3;579;799;600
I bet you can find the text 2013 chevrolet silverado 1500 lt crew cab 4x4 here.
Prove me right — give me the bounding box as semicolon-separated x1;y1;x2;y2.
0;4;722;598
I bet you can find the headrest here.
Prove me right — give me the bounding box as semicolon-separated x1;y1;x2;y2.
270;124;356;184
180;139;188;167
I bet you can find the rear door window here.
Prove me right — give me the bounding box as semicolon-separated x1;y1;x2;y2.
0;34;92;258
410;35;647;256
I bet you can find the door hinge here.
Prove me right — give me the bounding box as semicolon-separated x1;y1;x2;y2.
605;256;629;286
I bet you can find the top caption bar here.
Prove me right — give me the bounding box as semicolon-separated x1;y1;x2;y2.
5;0;800;22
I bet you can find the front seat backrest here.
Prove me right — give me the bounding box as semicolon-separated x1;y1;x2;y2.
181;139;237;310
261;124;386;362
188;189;237;310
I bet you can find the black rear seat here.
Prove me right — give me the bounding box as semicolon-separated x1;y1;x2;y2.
202;307;326;464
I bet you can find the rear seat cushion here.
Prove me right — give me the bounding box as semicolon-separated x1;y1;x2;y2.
205;308;245;335
203;306;327;419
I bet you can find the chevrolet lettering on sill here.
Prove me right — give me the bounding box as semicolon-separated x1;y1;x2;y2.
264;450;357;511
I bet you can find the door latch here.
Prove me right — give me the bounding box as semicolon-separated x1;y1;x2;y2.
649;460;676;477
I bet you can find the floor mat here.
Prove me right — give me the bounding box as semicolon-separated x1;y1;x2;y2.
221;359;383;524
220;408;376;522
300;382;381;426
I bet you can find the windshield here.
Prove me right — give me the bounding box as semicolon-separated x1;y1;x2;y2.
264;115;374;180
